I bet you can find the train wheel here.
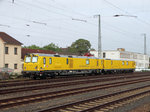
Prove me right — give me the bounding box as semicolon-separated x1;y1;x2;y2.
51;73;56;78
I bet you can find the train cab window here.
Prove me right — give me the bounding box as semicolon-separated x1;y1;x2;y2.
66;58;69;64
49;58;52;64
32;56;38;63
86;59;90;65
25;56;31;63
122;61;125;65
43;58;46;64
127;61;128;65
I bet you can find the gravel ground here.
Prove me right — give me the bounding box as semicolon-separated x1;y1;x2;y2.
1;76;149;100
129;101;150;112
109;95;150;112
2;80;150;112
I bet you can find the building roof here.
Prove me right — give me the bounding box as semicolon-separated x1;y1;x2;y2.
0;32;22;45
21;48;56;59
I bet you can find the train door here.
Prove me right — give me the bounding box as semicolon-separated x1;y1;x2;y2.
96;59;99;67
101;59;104;69
69;59;73;69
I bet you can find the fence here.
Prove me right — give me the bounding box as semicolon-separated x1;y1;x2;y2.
0;68;14;80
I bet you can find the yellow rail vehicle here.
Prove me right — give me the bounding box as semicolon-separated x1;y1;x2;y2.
23;53;103;79
103;59;135;74
22;53;135;79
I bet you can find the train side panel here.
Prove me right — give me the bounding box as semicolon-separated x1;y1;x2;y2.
103;59;135;73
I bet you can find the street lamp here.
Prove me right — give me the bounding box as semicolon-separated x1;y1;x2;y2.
94;14;137;58
113;14;137;18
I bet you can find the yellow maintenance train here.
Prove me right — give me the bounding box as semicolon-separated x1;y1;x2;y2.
22;53;135;79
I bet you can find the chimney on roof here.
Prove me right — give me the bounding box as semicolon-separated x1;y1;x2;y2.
117;48;125;51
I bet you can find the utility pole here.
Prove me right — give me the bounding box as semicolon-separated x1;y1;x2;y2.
143;34;146;55
94;15;102;58
12;0;14;3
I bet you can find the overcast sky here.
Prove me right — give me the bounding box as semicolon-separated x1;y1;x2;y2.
0;0;150;54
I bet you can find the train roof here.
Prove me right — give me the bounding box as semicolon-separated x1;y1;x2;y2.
29;53;101;59
104;58;135;61
26;53;135;61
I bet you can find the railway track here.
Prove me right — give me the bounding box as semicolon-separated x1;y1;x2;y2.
39;85;150;112
0;72;149;88
0;79;30;84
1;76;150;110
1;74;150;95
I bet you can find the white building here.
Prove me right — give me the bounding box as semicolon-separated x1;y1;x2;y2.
90;48;149;69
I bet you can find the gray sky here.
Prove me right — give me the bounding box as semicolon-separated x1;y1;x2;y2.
0;0;150;54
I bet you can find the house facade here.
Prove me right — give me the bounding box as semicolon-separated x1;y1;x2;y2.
0;32;22;73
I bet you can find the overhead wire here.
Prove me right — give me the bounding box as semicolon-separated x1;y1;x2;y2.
1;0;145;47
0;1;98;39
39;0;142;39
4;0;141;38
4;0;98;35
103;0;150;28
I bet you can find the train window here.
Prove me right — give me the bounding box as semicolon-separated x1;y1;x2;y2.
49;58;52;64
25;56;31;63
66;58;69;64
32;56;38;63
86;59;90;65
122;61;124;65
127;61;128;65
43;58;46;64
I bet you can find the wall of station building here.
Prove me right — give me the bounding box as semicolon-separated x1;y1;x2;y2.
0;39;22;74
90;50;150;69
0;38;4;68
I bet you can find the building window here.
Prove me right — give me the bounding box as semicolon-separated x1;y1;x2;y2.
14;47;17;55
103;53;106;58
5;47;8;54
14;64;17;69
5;64;8;68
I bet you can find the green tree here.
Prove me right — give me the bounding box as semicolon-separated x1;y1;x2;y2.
23;45;42;49
90;48;96;51
70;39;91;55
43;43;61;52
